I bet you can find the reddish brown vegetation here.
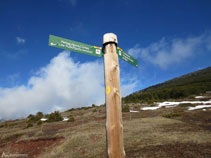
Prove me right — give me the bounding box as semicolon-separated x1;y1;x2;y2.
0;137;63;158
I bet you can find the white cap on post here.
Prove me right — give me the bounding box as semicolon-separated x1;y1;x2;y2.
103;33;118;45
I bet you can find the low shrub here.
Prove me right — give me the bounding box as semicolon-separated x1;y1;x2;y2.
2;123;18;128
37;120;43;125
146;100;154;104
36;112;43;118
4;123;8;128
80;107;91;110
66;108;75;112
199;98;210;101
47;111;63;122
122;104;130;112
93;109;97;112
162;113;181;118
27;112;44;123
27;114;36;122
26;122;33;128
8;123;18;127
178;103;195;107
68;115;75;122
3;133;23;141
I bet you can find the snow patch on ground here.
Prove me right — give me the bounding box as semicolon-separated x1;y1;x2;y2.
40;117;70;121
140;100;211;111
141;107;160;110
188;105;211;111
130;110;139;112
63;117;69;121
195;96;206;99
40;118;47;121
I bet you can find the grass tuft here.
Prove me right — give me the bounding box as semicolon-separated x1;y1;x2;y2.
162;113;181;118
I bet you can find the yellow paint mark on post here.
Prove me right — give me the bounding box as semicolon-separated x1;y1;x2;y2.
105;86;111;94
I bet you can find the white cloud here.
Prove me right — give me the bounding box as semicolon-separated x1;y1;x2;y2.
16;37;25;44
128;32;211;69
120;76;137;97
121;82;137;97
0;51;136;120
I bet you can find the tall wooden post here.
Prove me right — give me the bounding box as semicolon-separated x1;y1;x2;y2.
103;33;125;158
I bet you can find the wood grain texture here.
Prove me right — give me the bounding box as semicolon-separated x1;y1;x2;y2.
104;41;125;158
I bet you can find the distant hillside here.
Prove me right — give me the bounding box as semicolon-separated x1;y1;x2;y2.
124;67;211;103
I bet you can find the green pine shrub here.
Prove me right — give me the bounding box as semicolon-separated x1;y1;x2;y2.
68;115;75;122
122;104;130;112
47;111;63;122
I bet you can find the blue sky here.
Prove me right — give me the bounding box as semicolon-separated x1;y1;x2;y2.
0;0;211;119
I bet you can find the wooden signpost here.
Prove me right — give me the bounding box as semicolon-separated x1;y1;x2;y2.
49;33;138;158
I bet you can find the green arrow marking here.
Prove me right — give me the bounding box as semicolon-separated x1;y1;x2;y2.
49;35;103;57
117;47;138;67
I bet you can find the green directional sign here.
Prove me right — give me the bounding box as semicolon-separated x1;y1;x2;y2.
48;35;138;67
49;35;103;57
116;47;138;67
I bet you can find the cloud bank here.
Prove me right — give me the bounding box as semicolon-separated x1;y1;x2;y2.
128;32;211;69
0;51;136;120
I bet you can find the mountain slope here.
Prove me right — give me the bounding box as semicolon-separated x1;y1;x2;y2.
124;67;211;103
